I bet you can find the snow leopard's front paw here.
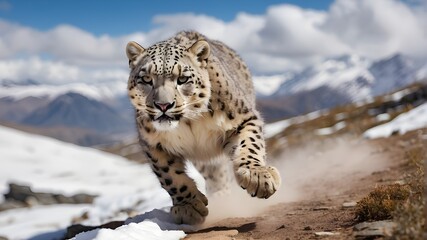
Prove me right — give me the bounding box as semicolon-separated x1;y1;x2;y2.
170;191;208;225
235;165;281;199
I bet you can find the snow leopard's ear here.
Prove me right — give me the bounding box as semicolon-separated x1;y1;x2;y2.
189;40;210;67
126;41;145;67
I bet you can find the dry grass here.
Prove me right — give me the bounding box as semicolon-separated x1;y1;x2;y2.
390;136;425;239
354;132;425;238
355;184;410;222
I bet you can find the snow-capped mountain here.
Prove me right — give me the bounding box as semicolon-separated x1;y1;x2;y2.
369;54;420;96
21;92;133;134
274;55;373;101
273;54;424;101
0;80;135;146
253;73;293;97
257;53;427;121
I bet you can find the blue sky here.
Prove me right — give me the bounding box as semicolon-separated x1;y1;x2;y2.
1;0;334;35
0;0;425;83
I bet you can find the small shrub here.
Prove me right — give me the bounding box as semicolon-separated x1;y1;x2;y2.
356;184;410;222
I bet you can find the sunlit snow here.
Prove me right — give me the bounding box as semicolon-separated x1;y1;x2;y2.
0;126;187;240
364;103;427;138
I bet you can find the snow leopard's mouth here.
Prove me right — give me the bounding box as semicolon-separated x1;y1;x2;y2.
152;113;180;131
151;112;182;125
155;114;174;122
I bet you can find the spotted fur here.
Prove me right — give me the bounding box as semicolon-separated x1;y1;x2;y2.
126;31;281;225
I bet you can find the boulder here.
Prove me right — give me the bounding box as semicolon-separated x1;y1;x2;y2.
1;183;97;211
353;220;396;238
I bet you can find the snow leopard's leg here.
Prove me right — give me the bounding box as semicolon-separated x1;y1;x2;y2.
227;115;281;199
193;157;233;196
143;144;208;225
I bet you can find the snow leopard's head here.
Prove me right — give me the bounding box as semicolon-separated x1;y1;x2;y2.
126;39;211;131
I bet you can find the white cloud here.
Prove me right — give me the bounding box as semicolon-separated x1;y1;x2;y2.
0;57;79;82
0;0;426;82
322;0;427;59
146;13;226;45
257;5;349;57
0;57;128;84
0;20;144;68
125;0;427;72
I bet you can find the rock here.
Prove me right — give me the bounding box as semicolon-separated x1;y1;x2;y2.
1;183;97;211
4;183;55;205
304;226;312;231
72;193;97;204
64;221;124;239
353;220;396;238
286;212;298;215
0;200;26;211
0;236;8;240
342;201;357;208
55;193;77;204
276;224;286;230
72;211;90;224
4;183;33;202
33;192;58;205
25;196;39;207
314;231;339;236
186;230;238;240
313;206;332;211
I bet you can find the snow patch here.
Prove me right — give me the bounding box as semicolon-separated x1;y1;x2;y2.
0;205;90;240
384;88;412;102
315;122;346;136
253;74;292;96
0;126;185;239
0;126;157;196
334;113;348;121
72;221;186;240
264;110;325;138
376;113;391;122
364;103;427;138
264;119;292;138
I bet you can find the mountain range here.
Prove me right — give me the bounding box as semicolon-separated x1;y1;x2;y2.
257;54;426;121
0;53;425;145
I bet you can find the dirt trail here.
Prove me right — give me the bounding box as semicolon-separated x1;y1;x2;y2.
186;137;406;239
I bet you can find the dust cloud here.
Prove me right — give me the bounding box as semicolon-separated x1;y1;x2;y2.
204;137;389;225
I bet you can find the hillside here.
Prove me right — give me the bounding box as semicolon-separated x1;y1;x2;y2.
187;129;425;239
0;125;175;239
265;83;427;154
0;82;425;239
0;121;116;147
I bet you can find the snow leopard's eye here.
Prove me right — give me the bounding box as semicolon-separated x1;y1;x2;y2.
177;76;191;85
137;75;152;85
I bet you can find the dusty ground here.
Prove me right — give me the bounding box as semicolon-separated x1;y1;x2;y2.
185;133;420;240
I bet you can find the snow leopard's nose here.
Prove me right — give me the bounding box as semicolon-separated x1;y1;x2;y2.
154;101;175;112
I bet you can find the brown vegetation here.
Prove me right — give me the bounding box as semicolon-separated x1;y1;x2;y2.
355;184;410;222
